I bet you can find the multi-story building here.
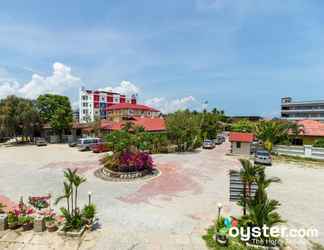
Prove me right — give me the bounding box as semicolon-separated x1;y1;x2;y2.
281;97;324;121
107;103;161;122
79;87;137;123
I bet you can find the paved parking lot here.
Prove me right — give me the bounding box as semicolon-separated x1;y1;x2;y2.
0;143;323;249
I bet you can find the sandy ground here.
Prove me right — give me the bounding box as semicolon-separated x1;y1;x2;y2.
0;143;323;250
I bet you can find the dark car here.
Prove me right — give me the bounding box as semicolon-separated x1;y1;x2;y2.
36;138;47;146
91;143;110;153
68;142;77;147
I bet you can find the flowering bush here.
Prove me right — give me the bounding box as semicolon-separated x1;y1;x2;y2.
119;152;153;172
28;195;50;210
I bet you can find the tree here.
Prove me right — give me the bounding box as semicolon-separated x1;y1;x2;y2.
230;119;255;133
255;120;295;152
239;159;263;215
0;95;41;141
240;168;284;240
36;94;73;138
166;110;202;152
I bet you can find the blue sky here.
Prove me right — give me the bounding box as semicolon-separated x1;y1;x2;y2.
1;0;324;116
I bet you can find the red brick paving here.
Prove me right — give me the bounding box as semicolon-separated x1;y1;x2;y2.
42;160;101;174
0;195;17;212
117;163;202;204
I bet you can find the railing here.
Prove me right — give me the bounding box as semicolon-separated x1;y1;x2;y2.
273;145;324;160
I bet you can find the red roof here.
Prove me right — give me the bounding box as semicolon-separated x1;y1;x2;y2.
229;132;255;143
101;117;166;132
295;120;324;137
107;103;160;112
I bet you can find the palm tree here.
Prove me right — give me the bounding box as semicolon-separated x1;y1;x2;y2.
55;182;72;213
240;167;284;240
73;174;87;212
122;121;135;132
239;159;263;215
255;121;290;152
64;169;77;215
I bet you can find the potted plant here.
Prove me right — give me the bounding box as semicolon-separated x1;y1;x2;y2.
18;215;34;231
7;212;19;230
82;204;96;229
43;210;58;232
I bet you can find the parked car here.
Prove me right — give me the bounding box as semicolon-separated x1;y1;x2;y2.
91;143;110;153
77;138;102;151
203;139;216;149
254;150;272;166
68;141;77;147
36;138;47;146
214;135;226;145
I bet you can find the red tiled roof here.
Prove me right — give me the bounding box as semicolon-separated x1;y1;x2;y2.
107;103;160;112
229;132;255;143
101;117;166;132
295;120;324;137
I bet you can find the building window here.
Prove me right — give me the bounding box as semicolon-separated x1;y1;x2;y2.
236;142;241;148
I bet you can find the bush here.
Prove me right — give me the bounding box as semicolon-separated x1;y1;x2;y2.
314;139;324;148
82;204;96;222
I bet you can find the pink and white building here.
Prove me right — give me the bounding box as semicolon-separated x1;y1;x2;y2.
79;87;137;123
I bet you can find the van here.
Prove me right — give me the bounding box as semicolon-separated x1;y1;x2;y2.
77;138;102;151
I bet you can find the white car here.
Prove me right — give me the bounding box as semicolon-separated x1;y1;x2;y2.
77;138;102;151
254;150;272;166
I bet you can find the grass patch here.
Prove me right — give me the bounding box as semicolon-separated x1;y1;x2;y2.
273;154;324;166
202;224;253;250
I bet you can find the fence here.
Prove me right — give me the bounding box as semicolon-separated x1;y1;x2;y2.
273;145;324;160
229;170;257;202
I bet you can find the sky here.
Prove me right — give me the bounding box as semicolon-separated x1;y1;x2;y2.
1;0;324;116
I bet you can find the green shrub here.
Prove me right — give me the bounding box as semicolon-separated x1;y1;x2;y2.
7;212;18;224
314;139;324;148
82;204;96;221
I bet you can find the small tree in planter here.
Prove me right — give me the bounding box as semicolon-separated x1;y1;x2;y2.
55;168;88;235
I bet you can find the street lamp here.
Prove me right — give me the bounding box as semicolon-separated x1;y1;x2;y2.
88;191;92;205
217;203;223;221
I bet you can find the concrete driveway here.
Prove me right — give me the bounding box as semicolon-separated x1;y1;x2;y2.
0;143;323;250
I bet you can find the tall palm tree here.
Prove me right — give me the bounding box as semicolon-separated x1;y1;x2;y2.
55;182;72;214
239;159;263;215
73;174;87;212
64;169;77;215
255;120;303;152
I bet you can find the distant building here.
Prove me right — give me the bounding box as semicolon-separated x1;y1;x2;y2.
107;103;161;122
79;87;137;123
281;97;324;121
72;110;79;122
289;119;324;145
229;132;255;155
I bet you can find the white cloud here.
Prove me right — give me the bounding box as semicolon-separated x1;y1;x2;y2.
145;96;197;113
0;62;80;99
100;80;139;96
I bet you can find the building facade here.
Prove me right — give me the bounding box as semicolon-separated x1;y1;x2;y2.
79;87;137;123
281;97;324;121
107;103;160;122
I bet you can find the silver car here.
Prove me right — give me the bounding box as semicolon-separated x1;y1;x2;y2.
254;150;272;166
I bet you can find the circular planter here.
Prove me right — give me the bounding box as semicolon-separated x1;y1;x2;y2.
95;167;160;182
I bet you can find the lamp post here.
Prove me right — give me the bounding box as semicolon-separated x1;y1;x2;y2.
217;203;223;221
88;191;92;205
